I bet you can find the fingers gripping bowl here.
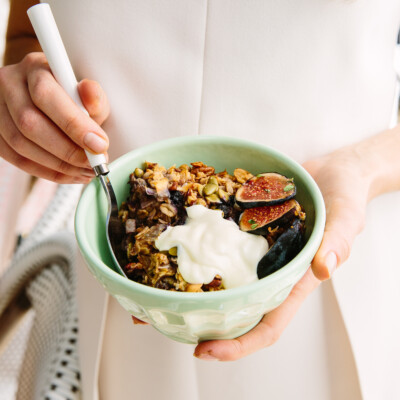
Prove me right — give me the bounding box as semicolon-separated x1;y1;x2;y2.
75;136;325;344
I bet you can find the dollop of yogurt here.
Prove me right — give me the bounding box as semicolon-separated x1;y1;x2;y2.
155;205;269;289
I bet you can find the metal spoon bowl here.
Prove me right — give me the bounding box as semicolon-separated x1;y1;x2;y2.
98;174;126;276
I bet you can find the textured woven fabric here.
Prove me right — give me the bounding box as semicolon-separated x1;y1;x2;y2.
17;262;80;400
0;311;34;400
0;184;84;400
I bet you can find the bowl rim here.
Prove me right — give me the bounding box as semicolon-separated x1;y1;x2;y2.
75;135;326;300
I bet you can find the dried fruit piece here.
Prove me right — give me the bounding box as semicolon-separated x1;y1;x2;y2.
155;276;176;290
239;199;302;234
235;173;296;208
202;275;223;291
125;219;137;234
257;219;304;279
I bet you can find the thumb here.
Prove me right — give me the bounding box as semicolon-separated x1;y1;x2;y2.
311;199;365;280
78;79;110;125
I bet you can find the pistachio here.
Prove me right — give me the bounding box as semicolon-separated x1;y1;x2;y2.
203;183;218;196
208;176;219;186
206;194;221;203
196;184;204;196
283;184;295;192
134;167;144;178
218;188;230;202
168;247;178;256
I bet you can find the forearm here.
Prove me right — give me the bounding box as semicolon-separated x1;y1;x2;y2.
4;0;41;65
353;123;400;200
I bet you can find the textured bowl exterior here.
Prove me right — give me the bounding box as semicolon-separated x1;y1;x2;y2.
75;136;325;344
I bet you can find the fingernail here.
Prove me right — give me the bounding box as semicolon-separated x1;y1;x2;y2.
73;177;91;184
194;352;219;361
325;252;337;277
83;132;108;153
131;316;147;325
81;169;96;178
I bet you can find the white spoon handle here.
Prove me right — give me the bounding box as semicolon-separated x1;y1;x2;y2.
27;3;107;170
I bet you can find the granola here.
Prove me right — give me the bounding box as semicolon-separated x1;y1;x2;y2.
117;162;249;292
116;162;306;292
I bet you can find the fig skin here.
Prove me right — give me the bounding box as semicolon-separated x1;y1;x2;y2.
239;199;302;234
257;219;304;279
235;172;296;209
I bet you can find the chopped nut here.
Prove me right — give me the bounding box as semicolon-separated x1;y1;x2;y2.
187;193;198;206
186;283;203;292
142;170;154;180
149;177;169;197
119;161;265;292
134;168;144;178
195;198;207;207
204;275;223;290
233;168;253;183
179;182;192;193
168;247;178;256
225;180;234;194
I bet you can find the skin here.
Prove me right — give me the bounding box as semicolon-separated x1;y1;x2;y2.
195;135;400;360
2;0;110;184
4;0;400;361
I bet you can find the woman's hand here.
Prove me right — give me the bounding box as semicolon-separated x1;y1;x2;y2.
194;143;376;360
0;52;110;183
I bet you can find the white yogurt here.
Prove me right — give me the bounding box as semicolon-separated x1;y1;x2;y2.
155;205;269;289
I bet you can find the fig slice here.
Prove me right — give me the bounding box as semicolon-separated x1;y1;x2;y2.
239;199;302;234
257;219;304;279
235;172;296;208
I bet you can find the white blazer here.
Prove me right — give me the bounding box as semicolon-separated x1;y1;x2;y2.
46;0;400;398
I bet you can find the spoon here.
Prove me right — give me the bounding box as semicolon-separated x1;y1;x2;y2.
28;4;127;277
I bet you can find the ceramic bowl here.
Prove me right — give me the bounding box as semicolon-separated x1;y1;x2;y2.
75;136;325;344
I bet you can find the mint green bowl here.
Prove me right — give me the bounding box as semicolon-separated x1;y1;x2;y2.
75;136;325;344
